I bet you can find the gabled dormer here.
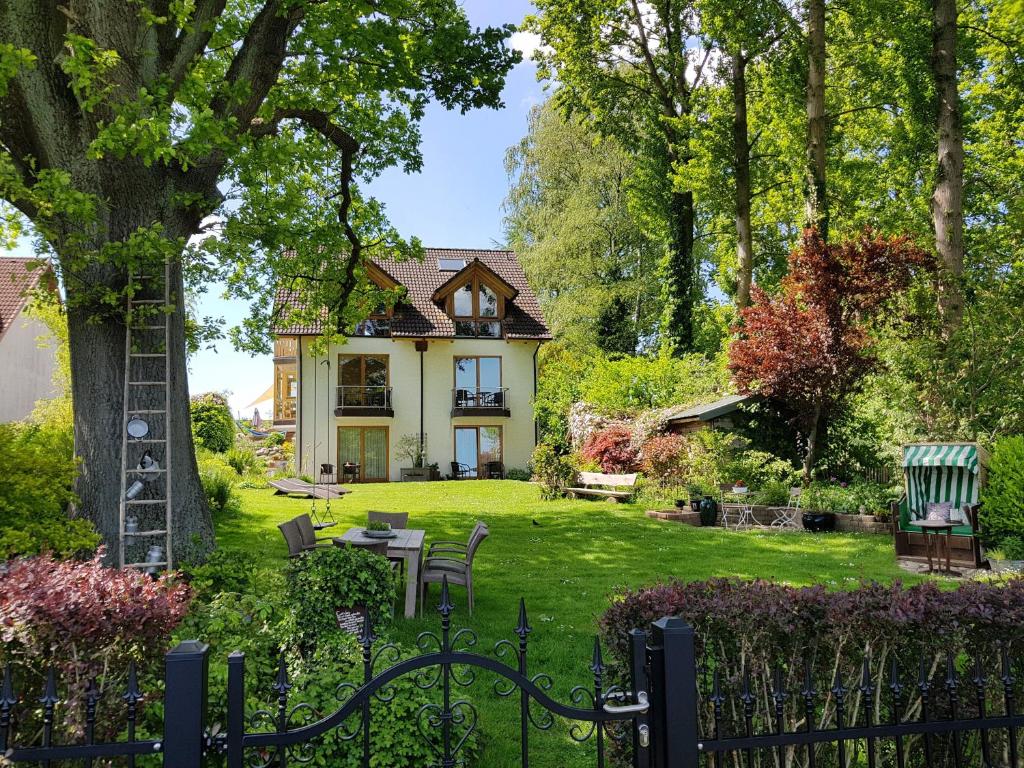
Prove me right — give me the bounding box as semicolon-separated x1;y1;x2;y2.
431;258;519;339
352;261;401;337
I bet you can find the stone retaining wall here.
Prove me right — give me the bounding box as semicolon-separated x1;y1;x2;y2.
645;504;891;534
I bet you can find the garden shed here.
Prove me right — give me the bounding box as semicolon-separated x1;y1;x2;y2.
893;442;988;568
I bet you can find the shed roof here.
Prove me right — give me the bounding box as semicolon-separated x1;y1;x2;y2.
665;393;751;423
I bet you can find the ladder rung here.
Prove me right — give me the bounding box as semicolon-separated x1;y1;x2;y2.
128;381;166;385
124;530;167;537
126;468;167;474
132;325;167;330
127;409;166;414
129;438;166;443
130;299;165;305
127;562;168;568
129;353;166;358
126;499;167;505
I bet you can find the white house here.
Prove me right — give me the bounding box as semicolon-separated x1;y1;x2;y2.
0;258;58;423
272;248;550;481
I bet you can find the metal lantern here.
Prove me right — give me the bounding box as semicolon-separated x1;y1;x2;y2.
144;544;164;576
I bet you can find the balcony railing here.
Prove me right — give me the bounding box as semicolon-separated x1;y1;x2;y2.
335;385;394;416
451;387;510;416
351;318;391;337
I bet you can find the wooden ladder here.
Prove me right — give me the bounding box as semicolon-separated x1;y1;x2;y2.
117;260;173;572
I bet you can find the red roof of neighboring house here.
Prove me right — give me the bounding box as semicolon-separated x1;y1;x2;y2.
273;248;551;340
0;258;51;342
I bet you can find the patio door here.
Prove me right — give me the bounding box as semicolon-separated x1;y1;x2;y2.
454;426;502;478
338;426;389;482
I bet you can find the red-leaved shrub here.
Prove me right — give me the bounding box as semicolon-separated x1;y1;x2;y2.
601;578;1024;766
0;553;191;742
580;425;637;472
639;433;685;482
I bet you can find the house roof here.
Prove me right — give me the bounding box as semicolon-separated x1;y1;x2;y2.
0;258;50;342
273;248;551;340
665;393;751;423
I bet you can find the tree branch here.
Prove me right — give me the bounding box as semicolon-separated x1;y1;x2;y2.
627;0;676;117
165;0;229;95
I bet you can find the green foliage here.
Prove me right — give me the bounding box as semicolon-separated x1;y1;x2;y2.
262;431;285;447
504;467;531;481
286;547;395;651
226;446;262;476
802;480;894;515
190;392;235;453
0;423;99;559
531;442;576;500
980;436;1024;546
197;449;240;515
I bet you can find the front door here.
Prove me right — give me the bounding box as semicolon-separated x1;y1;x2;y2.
338;426;389;482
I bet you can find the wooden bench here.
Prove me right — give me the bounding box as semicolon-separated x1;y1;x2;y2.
565;472;638;502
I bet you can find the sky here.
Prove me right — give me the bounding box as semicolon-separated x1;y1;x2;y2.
1;0;544;417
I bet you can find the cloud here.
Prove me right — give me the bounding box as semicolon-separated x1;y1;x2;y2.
509;30;543;60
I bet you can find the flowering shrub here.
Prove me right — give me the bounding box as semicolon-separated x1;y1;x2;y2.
639;434;686;483
601;578;1024;765
531;441;576;498
0;553;191;742
580;425;637;472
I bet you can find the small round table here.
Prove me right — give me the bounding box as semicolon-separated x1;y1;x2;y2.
916;519;956;575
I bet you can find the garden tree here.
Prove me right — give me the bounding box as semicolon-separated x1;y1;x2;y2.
525;0;712;354
504;101;660;352
0;1;517;561
805;0;828;239
729;231;931;482
931;0;966;334
692;0;796;307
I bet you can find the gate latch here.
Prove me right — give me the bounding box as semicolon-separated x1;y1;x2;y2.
602;690;649;715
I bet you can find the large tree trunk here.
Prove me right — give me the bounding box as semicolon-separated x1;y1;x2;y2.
733;52;754;308
802;401;824;484
931;0;965;334
66;247;214;567
805;0;828;241
663;187;696;354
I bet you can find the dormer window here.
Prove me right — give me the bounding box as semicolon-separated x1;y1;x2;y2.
351;262;400;337
432;258;518;339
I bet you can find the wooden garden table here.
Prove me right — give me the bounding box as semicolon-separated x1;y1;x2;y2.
335;527;425;618
917;519;956;575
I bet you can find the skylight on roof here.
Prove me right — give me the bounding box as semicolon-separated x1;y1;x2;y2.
438;258;466;271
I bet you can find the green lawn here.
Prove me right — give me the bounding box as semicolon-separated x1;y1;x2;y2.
220;481;924;768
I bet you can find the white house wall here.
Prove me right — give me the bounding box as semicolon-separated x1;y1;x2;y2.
0;315;58;423
295;336;540;481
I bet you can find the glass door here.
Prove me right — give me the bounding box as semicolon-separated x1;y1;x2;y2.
455;426;479;477
338;426;389;482
454;426;502;478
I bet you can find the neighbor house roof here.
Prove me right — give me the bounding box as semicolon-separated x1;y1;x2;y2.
0;258;50;342
273;248;550;340
665;393;752;424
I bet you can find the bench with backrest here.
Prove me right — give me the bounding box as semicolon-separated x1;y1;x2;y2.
565;472;638;502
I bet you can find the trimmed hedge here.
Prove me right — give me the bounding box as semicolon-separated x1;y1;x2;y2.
980;435;1024;546
601;578;1024;765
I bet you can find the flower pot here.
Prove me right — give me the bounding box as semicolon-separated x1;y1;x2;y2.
690;499;701;512
674;499;687;509
990;559;1024;574
802;511;836;533
699;495;719;527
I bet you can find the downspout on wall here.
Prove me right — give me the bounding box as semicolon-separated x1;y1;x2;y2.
416;339;428;458
533;341;541;447
295;337;303;474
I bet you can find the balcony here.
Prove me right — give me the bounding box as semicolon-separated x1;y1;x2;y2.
451;387;510;417
335;386;394;417
351;318;391;337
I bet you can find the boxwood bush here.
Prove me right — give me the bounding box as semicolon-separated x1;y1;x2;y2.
980;435;1024;546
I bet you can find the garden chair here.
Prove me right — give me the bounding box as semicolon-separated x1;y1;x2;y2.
278;517;331;558
367;511;409;529
420;522;489;616
719;483;754;529
771;487;802;529
427;521;486;559
295;513;337;550
484;461;505;479
450;461;473;480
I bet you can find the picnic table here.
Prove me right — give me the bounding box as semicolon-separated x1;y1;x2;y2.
335;527;425;618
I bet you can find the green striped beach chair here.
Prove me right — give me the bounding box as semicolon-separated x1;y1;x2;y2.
892;442;988;568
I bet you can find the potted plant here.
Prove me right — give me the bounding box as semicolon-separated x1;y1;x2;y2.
698;494;719;527
686;483;703;512
396;433;431;481
988;537;1024;573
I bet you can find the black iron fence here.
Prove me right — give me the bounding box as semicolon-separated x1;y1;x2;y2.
4;583;1024;767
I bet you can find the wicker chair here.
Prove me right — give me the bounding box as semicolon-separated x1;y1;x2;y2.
278;516;332;558
367;511;409;529
419;522;489;616
427;521;485;559
450;462;473;480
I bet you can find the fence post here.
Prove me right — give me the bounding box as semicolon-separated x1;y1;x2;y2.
649;617;699;768
163;640;210;768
